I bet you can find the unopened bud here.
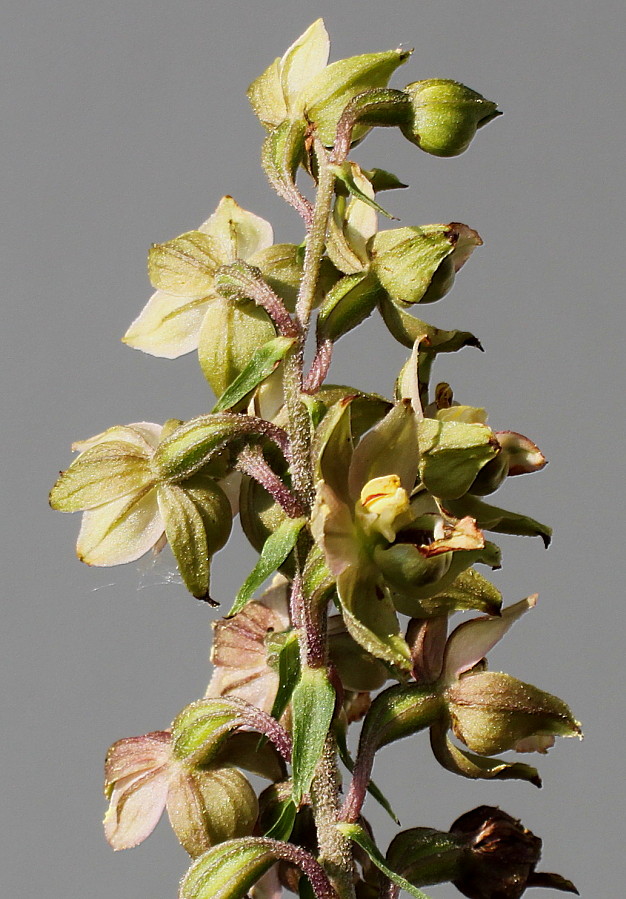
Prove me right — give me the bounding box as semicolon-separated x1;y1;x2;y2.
401;79;501;157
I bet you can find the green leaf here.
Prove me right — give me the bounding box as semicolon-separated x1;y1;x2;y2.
291;667;335;803
330;162;397;219
179;839;276;899
212;336;295;413
270;631;301;722
337;823;432;899
263;798;297;841
443;494;552;546
417;418;499;500
230;517;306;615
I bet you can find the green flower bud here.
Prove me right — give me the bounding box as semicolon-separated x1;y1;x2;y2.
401;79;501;157
445;671;581;756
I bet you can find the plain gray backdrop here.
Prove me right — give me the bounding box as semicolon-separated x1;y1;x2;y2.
3;1;625;896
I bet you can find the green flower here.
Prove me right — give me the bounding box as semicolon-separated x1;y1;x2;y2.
311;401;485;672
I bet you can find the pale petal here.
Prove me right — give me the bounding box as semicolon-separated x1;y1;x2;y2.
514;734;555;753
72;422;163;454
349;401;419;499
198;196;273;263
105;732;172;788
123;290;213;358
104;767;169;850
443;594;537;681
344;166;378;266
77;487;164;566
280;19;330;113
311;482;359;576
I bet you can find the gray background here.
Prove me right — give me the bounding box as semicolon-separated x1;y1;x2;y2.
3;1;625;896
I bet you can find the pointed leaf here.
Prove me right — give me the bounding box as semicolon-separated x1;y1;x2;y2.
270;631;301;722
212;336;295;412
230;518;306;615
291;667;335;803
378;293;482;353
330;162;396;219
337;823;432;899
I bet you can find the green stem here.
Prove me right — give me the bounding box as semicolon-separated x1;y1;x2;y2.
311;736;357;899
295;140;336;331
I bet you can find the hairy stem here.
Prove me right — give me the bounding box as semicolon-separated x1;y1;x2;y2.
311;736;357;899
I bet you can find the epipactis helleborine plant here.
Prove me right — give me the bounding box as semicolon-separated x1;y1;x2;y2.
51;19;581;899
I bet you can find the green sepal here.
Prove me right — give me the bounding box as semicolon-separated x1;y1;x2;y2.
392;567;502;619
179;838;277;899
291;666;336;804
148;230;220;296
417;418;499;500
359;682;443;753
301;49;412;145
329;626;389;692
212;336;295;413
198;297;276;397
402;539;501;602
330;162;397;219
230;517;306;616
49;442;153;512
371;225;461;307
429;719;542;786
337;823;432;899
260;120;306;212
269;631;301;722
443;494;552;546
378;292;482;353
312;396;354;502
158;480;231;600
316;271;384;343
335;722;399;823
337;567;412;674
386;827;465;888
